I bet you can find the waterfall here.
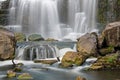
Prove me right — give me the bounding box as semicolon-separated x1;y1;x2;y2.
16;44;59;60
8;0;97;40
9;0;61;39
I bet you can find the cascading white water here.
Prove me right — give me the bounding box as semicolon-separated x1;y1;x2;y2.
63;0;98;40
16;44;59;60
68;0;97;33
8;0;97;40
9;0;61;39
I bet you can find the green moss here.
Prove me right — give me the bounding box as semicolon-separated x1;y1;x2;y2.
15;33;26;43
106;54;118;63
28;34;44;41
100;46;114;55
97;0;120;24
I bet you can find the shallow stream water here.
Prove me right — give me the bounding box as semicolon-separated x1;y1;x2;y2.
0;60;120;80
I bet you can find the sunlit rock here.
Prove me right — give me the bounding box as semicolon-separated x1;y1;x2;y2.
17;73;33;80
61;51;87;68
7;70;16;78
77;33;98;56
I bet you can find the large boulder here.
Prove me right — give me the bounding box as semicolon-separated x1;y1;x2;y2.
28;34;44;41
15;33;26;43
61;51;87;68
0;27;15;60
101;22;120;47
77;33;98;56
89;51;120;70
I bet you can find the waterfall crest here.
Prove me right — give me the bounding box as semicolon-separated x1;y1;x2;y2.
16;44;59;60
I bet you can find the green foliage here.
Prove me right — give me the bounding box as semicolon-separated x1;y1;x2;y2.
97;0;120;24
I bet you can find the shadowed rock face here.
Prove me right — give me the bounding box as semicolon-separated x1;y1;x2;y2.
0;27;15;60
102;22;120;47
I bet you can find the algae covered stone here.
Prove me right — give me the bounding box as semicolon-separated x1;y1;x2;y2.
15;32;26;43
89;52;120;70
28;34;44;41
61;51;87;68
7;70;16;78
17;73;33;80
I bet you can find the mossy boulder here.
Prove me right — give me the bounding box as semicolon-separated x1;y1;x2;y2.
61;51;87;68
99;46;114;55
15;33;26;43
17;73;33;80
28;34;44;41
7;70;16;78
89;51;120;70
77;33;98;56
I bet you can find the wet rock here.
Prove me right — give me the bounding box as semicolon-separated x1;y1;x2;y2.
46;38;58;41
16;63;24;67
34;59;58;65
61;51;87;68
15;33;26;43
13;63;24;72
0;27;15;60
13;67;22;72
89;52;120;70
76;76;86;80
98;35;105;48
7;70;16;78
77;33;98;56
101;22;120;47
28;34;44;41
17;73;33;80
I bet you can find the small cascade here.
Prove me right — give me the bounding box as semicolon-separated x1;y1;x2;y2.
16;44;59;60
74;12;87;33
